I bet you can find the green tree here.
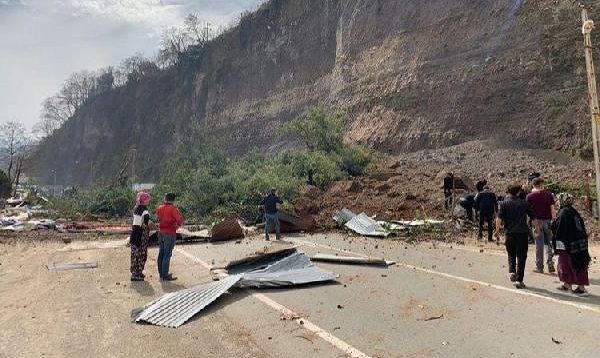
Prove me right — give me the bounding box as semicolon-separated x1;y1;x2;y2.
279;106;347;153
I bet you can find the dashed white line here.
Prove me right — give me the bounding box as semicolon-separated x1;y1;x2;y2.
175;247;372;358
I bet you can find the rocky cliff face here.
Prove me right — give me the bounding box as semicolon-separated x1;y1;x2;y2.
31;0;599;185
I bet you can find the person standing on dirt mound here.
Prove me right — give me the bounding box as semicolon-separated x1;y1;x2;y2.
495;185;536;289
443;173;454;210
527;177;556;274
261;187;283;241
130;192;151;282
474;185;498;242
155;192;183;281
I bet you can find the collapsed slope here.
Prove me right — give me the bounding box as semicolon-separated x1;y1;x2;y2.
31;0;599;185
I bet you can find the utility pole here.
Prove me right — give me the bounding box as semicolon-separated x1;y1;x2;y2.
581;7;600;218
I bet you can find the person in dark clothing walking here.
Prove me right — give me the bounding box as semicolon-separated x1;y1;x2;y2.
476;178;487;193
261;187;283;240
443;173;454;210
475;185;498;241
495;185;536;289
518;183;535;244
459;194;475;221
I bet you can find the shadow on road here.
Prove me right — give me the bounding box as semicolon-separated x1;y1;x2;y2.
160;280;187;292
525;286;600;306
129;280;156;297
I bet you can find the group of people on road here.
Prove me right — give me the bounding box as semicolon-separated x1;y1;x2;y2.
129;192;183;282
128;188;284;282
448;171;592;293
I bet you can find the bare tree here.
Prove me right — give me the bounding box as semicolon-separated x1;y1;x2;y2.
120;54;159;82
184;14;203;44
0;121;26;184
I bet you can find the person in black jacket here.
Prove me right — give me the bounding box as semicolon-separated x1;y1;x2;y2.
260;187;284;240
459;194;475;221
476;178;487;193
443;173;454;210
495;185;536;289
475;185;498;242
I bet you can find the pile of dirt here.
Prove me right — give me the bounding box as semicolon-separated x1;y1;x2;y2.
294;140;600;237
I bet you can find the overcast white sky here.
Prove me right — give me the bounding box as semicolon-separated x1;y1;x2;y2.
0;0;264;130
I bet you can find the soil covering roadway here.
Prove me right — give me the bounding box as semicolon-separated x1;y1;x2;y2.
1;232;599;358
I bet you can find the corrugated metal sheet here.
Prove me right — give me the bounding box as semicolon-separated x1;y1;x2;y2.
345;213;390;237
132;249;337;328
131;275;242;328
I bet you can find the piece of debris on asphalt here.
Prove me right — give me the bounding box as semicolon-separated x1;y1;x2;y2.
46;261;98;270
423;314;444;321
280;313;301;321
210;216;245;242
551;337;562;344
311;253;395;266
333;326;341;331
295;335;313;343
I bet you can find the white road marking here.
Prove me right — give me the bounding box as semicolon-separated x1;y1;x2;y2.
287;237;600;314
175;247;372;358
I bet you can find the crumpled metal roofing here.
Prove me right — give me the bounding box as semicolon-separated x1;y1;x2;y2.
345;212;390;237
224;247;298;275
333;208;356;223
132;248;336;328
237;251;337;288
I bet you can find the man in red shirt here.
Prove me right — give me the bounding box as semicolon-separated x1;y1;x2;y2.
526;178;556;273
155;192;184;281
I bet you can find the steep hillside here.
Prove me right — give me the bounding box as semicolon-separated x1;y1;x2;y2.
31;0;599;185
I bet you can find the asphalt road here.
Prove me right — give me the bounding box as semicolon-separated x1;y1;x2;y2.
177;233;600;358
1;232;599;358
